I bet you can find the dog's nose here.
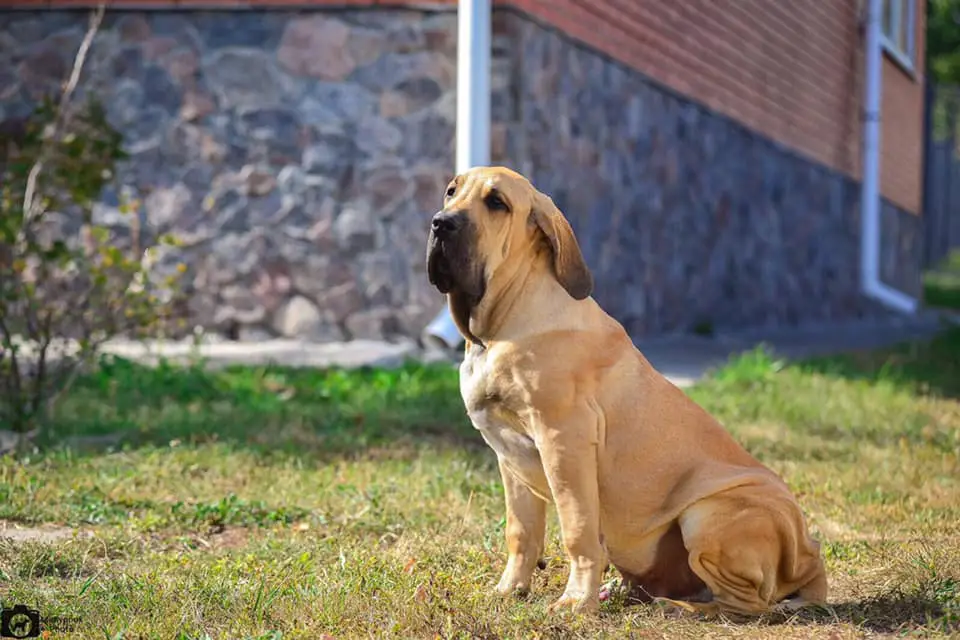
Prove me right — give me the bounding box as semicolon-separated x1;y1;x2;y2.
431;212;462;235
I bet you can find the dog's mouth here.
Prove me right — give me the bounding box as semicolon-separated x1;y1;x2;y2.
425;227;488;347
426;231;456;294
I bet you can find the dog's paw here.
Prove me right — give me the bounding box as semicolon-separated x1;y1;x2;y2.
548;591;599;615
495;557;547;597
652;597;721;619
495;573;531;598
769;597;824;616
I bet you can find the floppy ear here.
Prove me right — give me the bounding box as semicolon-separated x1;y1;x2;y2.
530;191;593;300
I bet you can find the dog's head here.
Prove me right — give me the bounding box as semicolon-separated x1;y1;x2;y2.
425;167;592;340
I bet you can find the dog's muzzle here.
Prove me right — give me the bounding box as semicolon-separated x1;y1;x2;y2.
426;211;465;294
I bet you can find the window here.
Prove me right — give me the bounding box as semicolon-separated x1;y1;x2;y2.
881;0;916;73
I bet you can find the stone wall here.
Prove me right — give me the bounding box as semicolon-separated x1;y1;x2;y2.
1;8;458;342
493;11;921;337
0;7;923;344
880;199;924;298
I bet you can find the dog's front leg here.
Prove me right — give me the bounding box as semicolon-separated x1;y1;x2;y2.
538;407;605;615
495;458;547;597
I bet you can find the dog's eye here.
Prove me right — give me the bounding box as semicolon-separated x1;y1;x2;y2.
485;193;508;212
445;185;457;198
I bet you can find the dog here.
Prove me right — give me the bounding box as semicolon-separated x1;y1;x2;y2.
425;166;828;616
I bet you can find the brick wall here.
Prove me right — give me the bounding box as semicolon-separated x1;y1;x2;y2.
493;11;910;336
509;0;926;214
879;5;927;215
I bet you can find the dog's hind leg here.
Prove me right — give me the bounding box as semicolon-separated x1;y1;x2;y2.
667;488;828;617
603;521;710;607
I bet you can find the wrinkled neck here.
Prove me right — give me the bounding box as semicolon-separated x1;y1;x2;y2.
467;239;558;344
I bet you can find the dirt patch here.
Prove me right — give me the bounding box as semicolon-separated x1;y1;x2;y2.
0;521;76;544
152;526;257;553
206;526;253;549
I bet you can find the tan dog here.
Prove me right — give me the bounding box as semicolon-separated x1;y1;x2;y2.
425;166;828;616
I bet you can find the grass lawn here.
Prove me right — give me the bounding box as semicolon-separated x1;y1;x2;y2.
925;272;960;311
924;251;960;311
1;328;959;639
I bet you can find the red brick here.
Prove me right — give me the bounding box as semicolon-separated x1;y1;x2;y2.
510;0;926;213
46;0;106;5
173;0;249;5
110;0;181;6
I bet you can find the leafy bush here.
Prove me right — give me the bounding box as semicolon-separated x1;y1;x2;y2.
0;9;184;438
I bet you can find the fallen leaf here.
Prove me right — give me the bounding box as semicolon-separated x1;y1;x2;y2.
414;583;429;603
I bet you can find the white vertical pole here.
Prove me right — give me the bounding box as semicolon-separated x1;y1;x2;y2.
423;0;492;350
861;0;882;291
456;0;491;174
861;0;918;312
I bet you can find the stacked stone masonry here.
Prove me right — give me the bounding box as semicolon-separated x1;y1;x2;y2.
0;7;921;343
494;11;922;337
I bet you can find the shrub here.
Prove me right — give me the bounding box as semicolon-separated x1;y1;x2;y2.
0;6;184;439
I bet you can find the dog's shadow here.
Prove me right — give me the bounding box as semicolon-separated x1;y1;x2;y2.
716;595;954;633
605;591;956;633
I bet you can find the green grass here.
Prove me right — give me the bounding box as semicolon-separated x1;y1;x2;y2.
923;249;960;310
1;330;959;639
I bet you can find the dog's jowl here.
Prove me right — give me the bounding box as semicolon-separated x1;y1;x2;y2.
426;166;828;616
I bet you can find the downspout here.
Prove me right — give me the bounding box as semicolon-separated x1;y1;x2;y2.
422;0;491;350
861;0;919;313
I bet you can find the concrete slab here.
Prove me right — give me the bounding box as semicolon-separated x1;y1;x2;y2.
638;312;951;387
101;337;422;370
9;311;950;392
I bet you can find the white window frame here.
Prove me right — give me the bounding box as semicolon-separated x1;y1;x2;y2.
880;0;916;74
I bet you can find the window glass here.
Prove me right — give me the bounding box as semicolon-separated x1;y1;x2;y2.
882;0;895;37
897;24;907;51
896;0;910;54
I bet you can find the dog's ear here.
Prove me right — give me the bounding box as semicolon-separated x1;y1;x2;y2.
530;191;593;300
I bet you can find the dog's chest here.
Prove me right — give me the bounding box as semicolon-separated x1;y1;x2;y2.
459;350;542;472
466;405;541;470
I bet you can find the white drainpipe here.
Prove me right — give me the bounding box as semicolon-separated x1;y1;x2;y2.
422;0;491;350
861;0;919;313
